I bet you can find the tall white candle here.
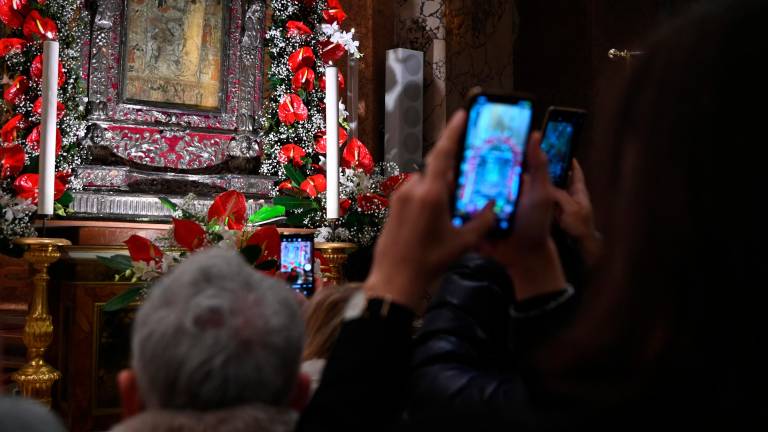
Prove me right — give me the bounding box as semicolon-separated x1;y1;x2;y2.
325;66;339;220
38;40;59;216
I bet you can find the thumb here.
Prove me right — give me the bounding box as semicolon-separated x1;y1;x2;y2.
459;202;496;248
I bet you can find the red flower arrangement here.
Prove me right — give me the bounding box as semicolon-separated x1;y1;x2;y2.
99;190;291;310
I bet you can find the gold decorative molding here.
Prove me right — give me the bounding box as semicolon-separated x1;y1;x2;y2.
11;237;71;407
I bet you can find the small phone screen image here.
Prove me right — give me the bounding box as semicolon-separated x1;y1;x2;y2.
541;121;575;187
280;236;314;296
453;96;533;231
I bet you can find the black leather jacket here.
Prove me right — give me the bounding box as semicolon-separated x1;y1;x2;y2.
404;254;579;431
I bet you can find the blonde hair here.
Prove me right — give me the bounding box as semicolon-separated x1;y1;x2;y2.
302;283;362;361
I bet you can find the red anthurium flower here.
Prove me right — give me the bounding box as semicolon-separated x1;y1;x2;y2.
313;127;348;153
318;40;346;64
323;0;347;24
25;126;63;155
30;54;65;87
23;10;58;41
207;190;247;230
291;66;315;92
286;20;312;37
380;173;412;196
0;0;29;29
277;179;296;191
300;174;327;198
339;198;351;217
55;170;70;185
13;173;65;204
32;97;66;120
277;93;308;125
1;114;26;144
287;47;316;73
246;225;281;274
3;75;29;105
124;234;164;264
246;225;281;260
0;38;27;56
357;193;389;213
172;218;207;251
0;144;25;178
320;71;345;92
278;143;306;166
342;137;374;174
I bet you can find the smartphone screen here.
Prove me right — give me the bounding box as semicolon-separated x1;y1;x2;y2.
453;94;534;232
280;234;315;296
540;107;586;188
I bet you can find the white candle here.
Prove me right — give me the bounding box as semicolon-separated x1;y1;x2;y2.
325;65;339;220
38;40;59;216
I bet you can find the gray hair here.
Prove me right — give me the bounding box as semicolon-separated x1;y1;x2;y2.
131;248;304;411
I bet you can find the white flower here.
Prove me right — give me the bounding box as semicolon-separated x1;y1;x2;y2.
334;227;350;241
315;227;333;242
339;100;348;120
321;22;341;38
4;209;13;222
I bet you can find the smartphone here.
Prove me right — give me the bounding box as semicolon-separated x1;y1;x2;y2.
452;92;535;234
540;106;587;188
280;233;315;296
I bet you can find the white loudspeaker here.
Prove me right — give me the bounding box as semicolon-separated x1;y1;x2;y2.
385;48;423;172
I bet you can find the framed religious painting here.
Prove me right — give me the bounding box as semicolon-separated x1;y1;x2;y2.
81;0;268;176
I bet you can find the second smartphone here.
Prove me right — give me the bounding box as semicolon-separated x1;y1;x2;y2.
540;106;587;188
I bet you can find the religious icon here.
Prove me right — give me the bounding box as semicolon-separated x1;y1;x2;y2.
122;0;225;111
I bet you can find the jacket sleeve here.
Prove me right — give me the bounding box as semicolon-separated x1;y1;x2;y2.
296;300;415;432
405;254;578;431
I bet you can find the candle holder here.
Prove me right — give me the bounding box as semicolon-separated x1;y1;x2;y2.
11;237;71;407
315;241;357;286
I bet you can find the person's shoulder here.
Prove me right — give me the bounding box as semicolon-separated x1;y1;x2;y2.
0;396;66;432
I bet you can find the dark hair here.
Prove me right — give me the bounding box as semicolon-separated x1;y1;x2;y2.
540;0;767;415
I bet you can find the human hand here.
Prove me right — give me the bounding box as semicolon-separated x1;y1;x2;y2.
364;110;496;311
552;160;602;267
478;132;567;301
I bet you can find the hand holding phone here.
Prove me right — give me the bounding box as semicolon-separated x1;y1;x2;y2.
452;92;535;234
540;106;587;188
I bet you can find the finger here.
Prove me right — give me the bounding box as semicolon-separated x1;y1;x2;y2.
425;110;467;183
551;188;576;214
525;132;551;185
459;202;496;248
569;159;590;199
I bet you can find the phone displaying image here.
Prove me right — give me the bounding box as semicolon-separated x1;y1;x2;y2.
452;92;535;234
540;106;587;188
280;234;315;297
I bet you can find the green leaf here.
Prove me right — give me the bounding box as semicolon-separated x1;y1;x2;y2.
103;285;144;312
273;196;318;210
97;254;134;272
57;191;74;207
158;196;178;212
240;245;263;265
286;212;307;226
248;205;286;224
54;203;66;217
283;163;306;187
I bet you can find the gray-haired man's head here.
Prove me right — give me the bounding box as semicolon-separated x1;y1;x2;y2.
129;248;304;411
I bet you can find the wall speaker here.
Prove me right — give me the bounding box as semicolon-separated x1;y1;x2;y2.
385;48;423;172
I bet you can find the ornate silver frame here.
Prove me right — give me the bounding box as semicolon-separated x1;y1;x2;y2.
84;0;267;169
